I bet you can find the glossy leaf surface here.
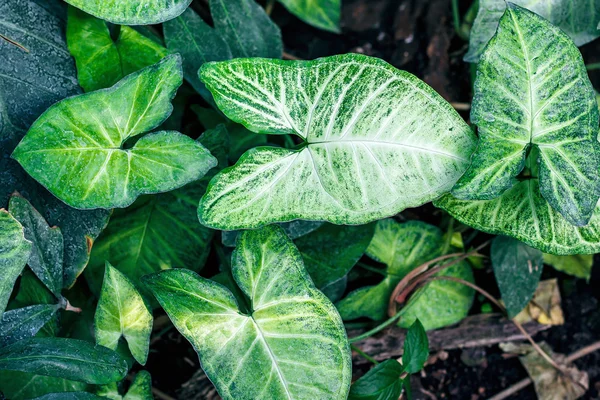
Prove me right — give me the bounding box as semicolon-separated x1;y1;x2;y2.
0;337;128;384
348;359;403;400
13;55;217;209
145;225;351;400
491;236;544;318
0;210;32;317
95;264;152;365
277;0;340;33
63;0;193;25
453;4;599;226
0;304;60;347
67;7;168;92
198;54;476;229
465;0;600;62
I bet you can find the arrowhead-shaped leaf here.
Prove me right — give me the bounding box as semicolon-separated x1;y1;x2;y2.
63;0;193;25
95;263;153;365
198;54;476;229
0;337;128;384
145;225;352;400
348;359;403;400
8;195;64;296
465;0;600;62
0;304;61;347
0;0;110;288
13;55;217;210
491;236;543;318
67;7;168;92
437;180;600;255
277;0;341;33
0;210;32;317
453;4;599;227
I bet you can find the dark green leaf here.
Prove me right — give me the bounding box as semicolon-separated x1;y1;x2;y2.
63;0;193;25
9;195;63;295
491;236;543;318
0;338;128;384
402;319;428;374
348;359;403;400
277;0;340;33
0;304;60;347
0;370;87;400
32;393;105;400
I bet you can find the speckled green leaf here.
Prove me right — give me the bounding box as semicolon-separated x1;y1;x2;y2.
453;4;600;227
86;126;229;303
0;337;128;384
32;393;105;400
145;225;351;400
491;236;543;318
437;180;600;255
63;0;193;25
96;370;153;400
0;370;87;400
0;210;32;317
465;0;600;62
543;253;593;280
277;0;340;33
67;7;168;92
0;0;110;288
348;359;403;400
95;264;152;365
0;304;60;347
8;195;63;296
13;55;217;210
198;54;476;229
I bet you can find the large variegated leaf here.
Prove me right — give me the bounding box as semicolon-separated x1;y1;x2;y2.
13;55;217;210
0;0;110;287
145;225;351;400
63;0;193;25
0;210;32;317
436;180;600;254
67;7;168;92
277;0;340;33
453;4;599;226
198;54;476;229
465;0;600;62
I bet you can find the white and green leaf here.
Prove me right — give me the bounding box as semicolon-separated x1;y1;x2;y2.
13;55;217;210
198;54;476;229
145;225;352;400
95;263;153;365
453;4;600;227
63;0;193;25
277;0;340;33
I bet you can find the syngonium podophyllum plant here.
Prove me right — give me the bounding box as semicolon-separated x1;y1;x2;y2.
1;0;599;399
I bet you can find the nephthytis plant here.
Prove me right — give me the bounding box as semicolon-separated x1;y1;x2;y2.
0;0;598;399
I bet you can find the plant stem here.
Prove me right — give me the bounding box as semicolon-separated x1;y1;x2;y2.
586;62;600;71
451;0;462;38
265;0;276;15
351;344;379;365
349;309;405;344
357;262;387;276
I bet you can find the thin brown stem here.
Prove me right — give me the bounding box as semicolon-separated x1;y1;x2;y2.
283;51;302;60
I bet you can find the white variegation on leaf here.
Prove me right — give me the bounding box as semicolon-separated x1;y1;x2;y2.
64;0;193;25
198;54;476;230
145;225;351;400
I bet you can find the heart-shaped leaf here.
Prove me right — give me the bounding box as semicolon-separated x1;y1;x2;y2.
453;4;600;227
277;0;340;33
8;195;64;296
197;54;476;229
0;0;110;288
0;337;128;385
0;370;87;400
465;0;600;62
0;210;32;317
0;304;60;347
145;225;352;400
13;55;217;210
63;0;193;25
95;263;153;365
67;7;168;92
96;370;152;400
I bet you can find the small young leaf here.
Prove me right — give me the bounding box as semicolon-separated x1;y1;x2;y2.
277;0;341;33
13;55;217;209
402;319;428;374
543;253;593;281
0;337;128;384
198;54;476;229
145;225;352;400
0;370;87;400
31;393;105;400
348;359;403;400
96;370;153;400
453;4;600;226
67;7;168;92
95;263;153;365
491;236;544;318
465;0;600;62
0;304;60;347
63;0;193;25
9;195;64;296
0;210;32;317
